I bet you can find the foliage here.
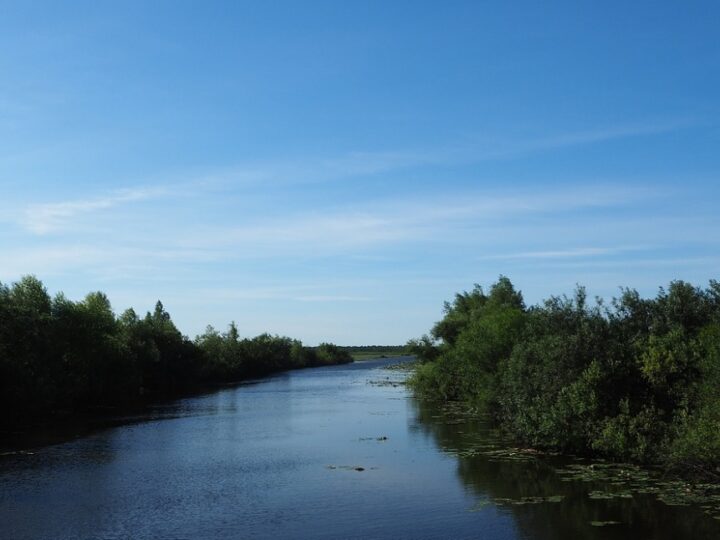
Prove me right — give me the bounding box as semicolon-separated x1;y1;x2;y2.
0;276;350;429
408;277;720;473
341;345;409;360
314;343;353;366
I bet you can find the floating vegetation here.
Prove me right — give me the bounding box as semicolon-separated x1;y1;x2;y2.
588;490;632;500
326;465;376;472
555;462;720;520
367;377;404;388
0;450;35;457
590;521;621;527
382;361;418;372
556;462;642;482
454;447;557;463
494;495;566;506
420;396;720;525
469;494;565;511
468;498;493;512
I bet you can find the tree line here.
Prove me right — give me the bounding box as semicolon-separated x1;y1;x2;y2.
341;345;409;360
408;276;720;475
0;275;352;429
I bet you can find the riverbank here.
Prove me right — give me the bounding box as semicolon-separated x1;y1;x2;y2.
407;277;720;478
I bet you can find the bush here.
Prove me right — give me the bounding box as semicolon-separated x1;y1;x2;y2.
409;277;720;473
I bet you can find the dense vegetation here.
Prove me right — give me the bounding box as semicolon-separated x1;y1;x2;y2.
0;276;352;430
409;277;720;475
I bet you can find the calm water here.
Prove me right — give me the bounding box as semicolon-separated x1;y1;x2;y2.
2;357;719;539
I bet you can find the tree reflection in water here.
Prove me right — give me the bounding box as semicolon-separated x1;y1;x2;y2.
410;398;720;540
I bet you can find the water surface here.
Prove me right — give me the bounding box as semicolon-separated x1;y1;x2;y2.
2;358;719;539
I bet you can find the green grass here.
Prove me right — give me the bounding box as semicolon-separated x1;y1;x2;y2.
346;348;410;361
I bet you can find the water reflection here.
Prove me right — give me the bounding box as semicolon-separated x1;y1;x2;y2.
410;398;720;539
2;359;717;540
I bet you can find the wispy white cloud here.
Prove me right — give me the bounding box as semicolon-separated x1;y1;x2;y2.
165;285;374;304
520;119;695;154
198;119;694;189
0;245;107;280
1;181;664;286
179;184;654;256
21;186;165;234
0;243;226;282
529;256;720;270
478;246;650;260
10;118;687;239
293;295;373;302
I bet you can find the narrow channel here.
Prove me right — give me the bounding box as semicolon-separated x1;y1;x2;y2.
2;358;719;539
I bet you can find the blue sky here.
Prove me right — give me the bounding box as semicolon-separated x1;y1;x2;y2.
1;1;719;344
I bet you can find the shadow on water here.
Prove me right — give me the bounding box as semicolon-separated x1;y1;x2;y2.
0;369;301;454
410;398;720;540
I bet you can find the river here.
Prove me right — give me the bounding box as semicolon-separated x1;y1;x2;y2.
2;357;719;539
